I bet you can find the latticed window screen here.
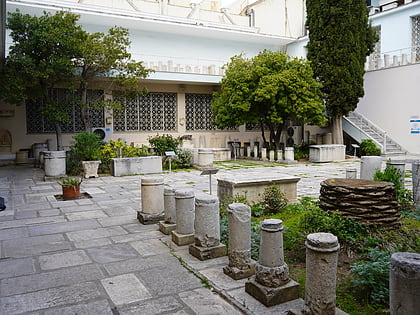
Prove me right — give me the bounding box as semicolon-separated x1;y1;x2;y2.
372;25;381;61
26;89;104;133
185;94;216;131
412;15;420;62
113;92;177;132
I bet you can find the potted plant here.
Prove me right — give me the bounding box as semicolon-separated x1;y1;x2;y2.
58;176;82;200
71;132;103;178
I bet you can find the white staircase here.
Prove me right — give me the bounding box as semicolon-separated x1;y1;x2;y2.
343;111;406;155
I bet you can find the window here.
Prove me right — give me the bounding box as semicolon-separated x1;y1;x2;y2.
113;93;177;132
412;15;420;62
185;94;215;131
26;89;104;133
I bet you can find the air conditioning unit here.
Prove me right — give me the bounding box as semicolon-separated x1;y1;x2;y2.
286;126;303;146
91;127;112;142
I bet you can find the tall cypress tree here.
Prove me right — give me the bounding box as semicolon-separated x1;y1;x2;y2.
306;0;377;144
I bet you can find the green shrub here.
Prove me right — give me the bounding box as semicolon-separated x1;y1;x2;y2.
100;140;150;173
374;163;415;212
299;208;368;245
294;141;315;160
360;139;381;156
261;185;288;215
148;134;181;156
219;192;249;216
172;148;192;169
66;132;104;174
350;247;390;306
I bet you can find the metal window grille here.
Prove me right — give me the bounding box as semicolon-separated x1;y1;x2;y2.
113;92;177;132
412;15;420;62
26;89;104;133
185;94;216;131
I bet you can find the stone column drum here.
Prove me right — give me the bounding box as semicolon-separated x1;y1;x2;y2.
245;219;299;306
412;160;420;207
303;233;340;315
284;147;294;161
269;150;275;162
390;252;420;315
43;151;66;177
346;168;357;179
389;160;405;187
261;148;267;161
137;176;165;225
360;156;382;180
189;194;226;260
159;187;176;235
197;148;213;169
254;145;258;159
172;189;195;246
223;203;255;280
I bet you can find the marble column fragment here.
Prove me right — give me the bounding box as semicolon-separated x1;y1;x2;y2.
254;146;259;159
189;194;226;260
138;176;165;225
245;219;299;306
360;156;382;180
389;160;405;187
303;232;340;315
412;160;420;207
261;148;267;161
223;203;255;280
159;187;176;235
390;252;420;315
346;168;357;179
284;147;294;161
172;189;195;246
269;150;275;162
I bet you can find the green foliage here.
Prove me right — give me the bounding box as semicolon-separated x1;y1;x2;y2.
306;0;378;118
360;139;381;156
72;132;104;161
251;222;262;260
58;176;82;187
299;208;368;245
148;134;181;156
219;192;249;216
374;163;415;211
100;140;150;173
294;141;315;160
350;247;391;307
259;185;288;215
172;149;193;169
212;50;327;149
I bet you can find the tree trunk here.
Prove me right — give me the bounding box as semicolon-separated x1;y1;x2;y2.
54;121;63;151
331;114;344;144
80;83;90;132
260;122;267;147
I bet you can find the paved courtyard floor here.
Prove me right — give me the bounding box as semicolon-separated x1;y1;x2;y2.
0;157;415;314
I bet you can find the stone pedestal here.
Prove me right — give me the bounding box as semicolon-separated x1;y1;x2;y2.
171;190;195;246
284;147;294;161
82;160;101;179
159;187;176;235
261;148;267;161
223;203;255;280
189;194;226;260
33;143;48;167
303;233;340;315
254;146;258;159
269;150;275;162
15;151;28;164
246;219;299;306
44;151;66;177
389;160;405;186
277;150;283;161
390;252;420;315
138;176;165;225
309;145;346;162
196;148;213;169
360;156;382;180
346;168;357;179
411;160;420;207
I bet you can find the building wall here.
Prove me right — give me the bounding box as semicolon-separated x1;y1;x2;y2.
356;63;420;154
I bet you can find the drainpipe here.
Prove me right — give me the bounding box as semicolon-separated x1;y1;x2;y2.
245;9;255;27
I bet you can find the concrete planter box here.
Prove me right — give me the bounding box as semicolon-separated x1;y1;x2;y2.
309;144;346;162
111;156;162;176
217;174;300;204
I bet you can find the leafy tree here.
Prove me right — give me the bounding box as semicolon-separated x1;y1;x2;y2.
74;26;152;131
211;50;326;149
0;11;85;150
306;0;378;144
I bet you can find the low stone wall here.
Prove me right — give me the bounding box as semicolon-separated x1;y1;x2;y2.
309;144;345;162
217;174;300;204
110;156;162;176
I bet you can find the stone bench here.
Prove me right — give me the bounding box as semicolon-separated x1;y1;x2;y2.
217;174;300;204
309;144;345;162
110;156;162;176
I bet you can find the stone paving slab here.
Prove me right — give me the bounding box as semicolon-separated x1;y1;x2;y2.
43;299;113;315
38;249;92;270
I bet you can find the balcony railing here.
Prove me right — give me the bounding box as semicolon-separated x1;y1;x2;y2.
366;46;420;71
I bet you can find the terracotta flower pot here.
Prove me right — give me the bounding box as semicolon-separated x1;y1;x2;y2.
62;185;81;200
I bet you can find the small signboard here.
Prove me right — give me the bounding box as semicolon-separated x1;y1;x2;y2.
200;169;219;195
410;119;420;134
165;151;176;156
